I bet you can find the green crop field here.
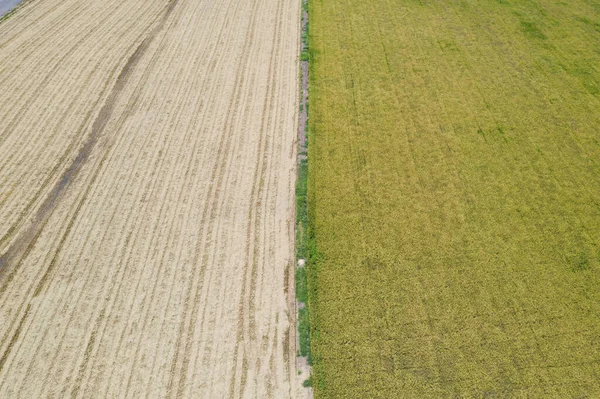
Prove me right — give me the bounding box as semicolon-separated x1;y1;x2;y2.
307;0;600;397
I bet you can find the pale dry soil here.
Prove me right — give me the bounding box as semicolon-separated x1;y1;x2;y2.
0;0;303;397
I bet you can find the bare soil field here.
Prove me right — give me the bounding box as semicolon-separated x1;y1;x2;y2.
0;0;301;397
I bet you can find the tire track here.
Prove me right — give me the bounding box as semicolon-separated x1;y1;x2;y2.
0;1;164;249
165;0;262;395
0;0;178;377
0;0;179;275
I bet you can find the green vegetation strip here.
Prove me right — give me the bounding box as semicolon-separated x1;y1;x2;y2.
309;0;600;397
296;0;312;382
296;158;310;356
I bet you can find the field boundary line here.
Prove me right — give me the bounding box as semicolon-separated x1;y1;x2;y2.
295;0;313;395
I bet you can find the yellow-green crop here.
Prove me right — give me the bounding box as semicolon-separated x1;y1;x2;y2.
308;0;600;397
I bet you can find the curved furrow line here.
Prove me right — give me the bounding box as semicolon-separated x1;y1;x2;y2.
0;0;177;384
102;7;247;396
0;0;176;284
137;0;247;394
0;2;162;187
140;2;239;393
4;2;225;394
200;60;264;397
49;8;216;396
112;21;221;399
0;0;126;134
0;23;155;324
5;27;175;384
164;0;260;395
27;35;185;398
233;0;289;395
117;1;236;395
0;0;165;175
0;60;144;397
0;1;167;251
195;14;271;391
69;90;186;398
258;0;299;390
0;49;127;250
0;0;87;65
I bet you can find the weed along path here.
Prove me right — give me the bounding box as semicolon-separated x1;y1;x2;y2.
0;0;302;397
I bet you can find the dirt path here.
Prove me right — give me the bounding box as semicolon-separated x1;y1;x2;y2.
0;0;301;397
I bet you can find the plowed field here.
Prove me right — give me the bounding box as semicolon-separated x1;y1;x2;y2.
0;0;301;397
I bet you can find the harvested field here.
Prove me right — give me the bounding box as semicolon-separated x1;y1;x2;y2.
0;0;301;397
309;0;600;397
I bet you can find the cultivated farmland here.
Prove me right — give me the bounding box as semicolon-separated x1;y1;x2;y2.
0;0;302;397
308;0;600;397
